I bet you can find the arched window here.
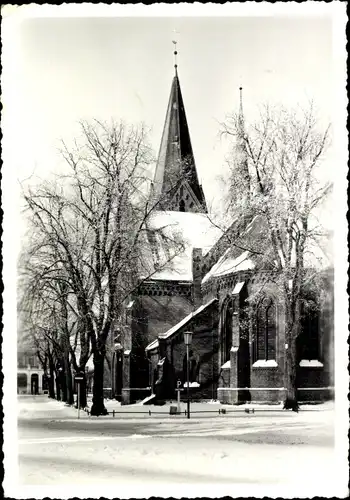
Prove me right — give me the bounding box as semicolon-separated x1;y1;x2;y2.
221;299;233;365
179;199;185;212
299;301;319;360
256;298;276;361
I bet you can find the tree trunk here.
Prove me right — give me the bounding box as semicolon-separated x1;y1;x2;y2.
76;371;87;409
90;347;108;416
48;358;55;399
64;356;74;406
55;373;61;401
61;370;67;402
283;306;300;412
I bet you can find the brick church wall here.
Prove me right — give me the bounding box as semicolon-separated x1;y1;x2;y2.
121;292;193;398
138;293;193;346
169;301;219;400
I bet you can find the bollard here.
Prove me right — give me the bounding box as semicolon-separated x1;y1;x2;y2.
113;410;115;418
149;409;151;416
169;406;178;415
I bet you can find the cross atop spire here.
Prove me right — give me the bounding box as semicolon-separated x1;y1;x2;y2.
172;40;178;75
172;30;179;75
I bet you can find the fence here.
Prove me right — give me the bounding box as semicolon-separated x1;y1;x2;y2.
85;405;328;417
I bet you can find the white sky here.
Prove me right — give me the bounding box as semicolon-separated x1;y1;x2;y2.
4;6;337;210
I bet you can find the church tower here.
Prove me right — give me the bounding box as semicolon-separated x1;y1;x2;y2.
152;43;207;214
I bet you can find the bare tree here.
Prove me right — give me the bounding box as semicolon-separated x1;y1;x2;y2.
218;102;331;410
21;119;185;415
18;248;83;404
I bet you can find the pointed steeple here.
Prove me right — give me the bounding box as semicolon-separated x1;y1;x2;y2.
238;86;244;130
152;45;207;213
236;87;250;198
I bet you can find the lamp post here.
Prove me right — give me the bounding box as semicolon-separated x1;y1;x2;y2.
184;331;192;419
114;346;123;400
112;328;122;399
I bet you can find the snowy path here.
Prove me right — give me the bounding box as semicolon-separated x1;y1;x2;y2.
8;396;343;498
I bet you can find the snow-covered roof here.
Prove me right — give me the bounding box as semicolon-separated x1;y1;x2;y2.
145;298;218;351
145;211;222;281
145;338;159;352
232;281;245;294
202;250;255;284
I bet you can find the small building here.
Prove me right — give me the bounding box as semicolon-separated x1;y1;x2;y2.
17;348;46;395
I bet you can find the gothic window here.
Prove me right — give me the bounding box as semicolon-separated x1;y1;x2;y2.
299;301;320;360
255;298;277;361
221;299;233;365
180;186;184;197
179;199;185;212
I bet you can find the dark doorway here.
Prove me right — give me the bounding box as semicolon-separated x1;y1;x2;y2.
31;373;39;395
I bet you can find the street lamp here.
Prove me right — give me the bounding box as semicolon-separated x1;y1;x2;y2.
112;329;123;400
184;331;193;419
111;329;121;399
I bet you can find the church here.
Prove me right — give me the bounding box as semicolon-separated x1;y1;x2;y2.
105;53;334;406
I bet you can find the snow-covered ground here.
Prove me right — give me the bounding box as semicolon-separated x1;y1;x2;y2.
5;396;347;499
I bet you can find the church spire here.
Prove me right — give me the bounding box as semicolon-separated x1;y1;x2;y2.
236;87;251;199
152;43;207;213
239;86;244;128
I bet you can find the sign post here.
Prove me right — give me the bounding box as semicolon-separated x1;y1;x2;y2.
77;382;81;419
74;373;84;419
176;379;182;414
